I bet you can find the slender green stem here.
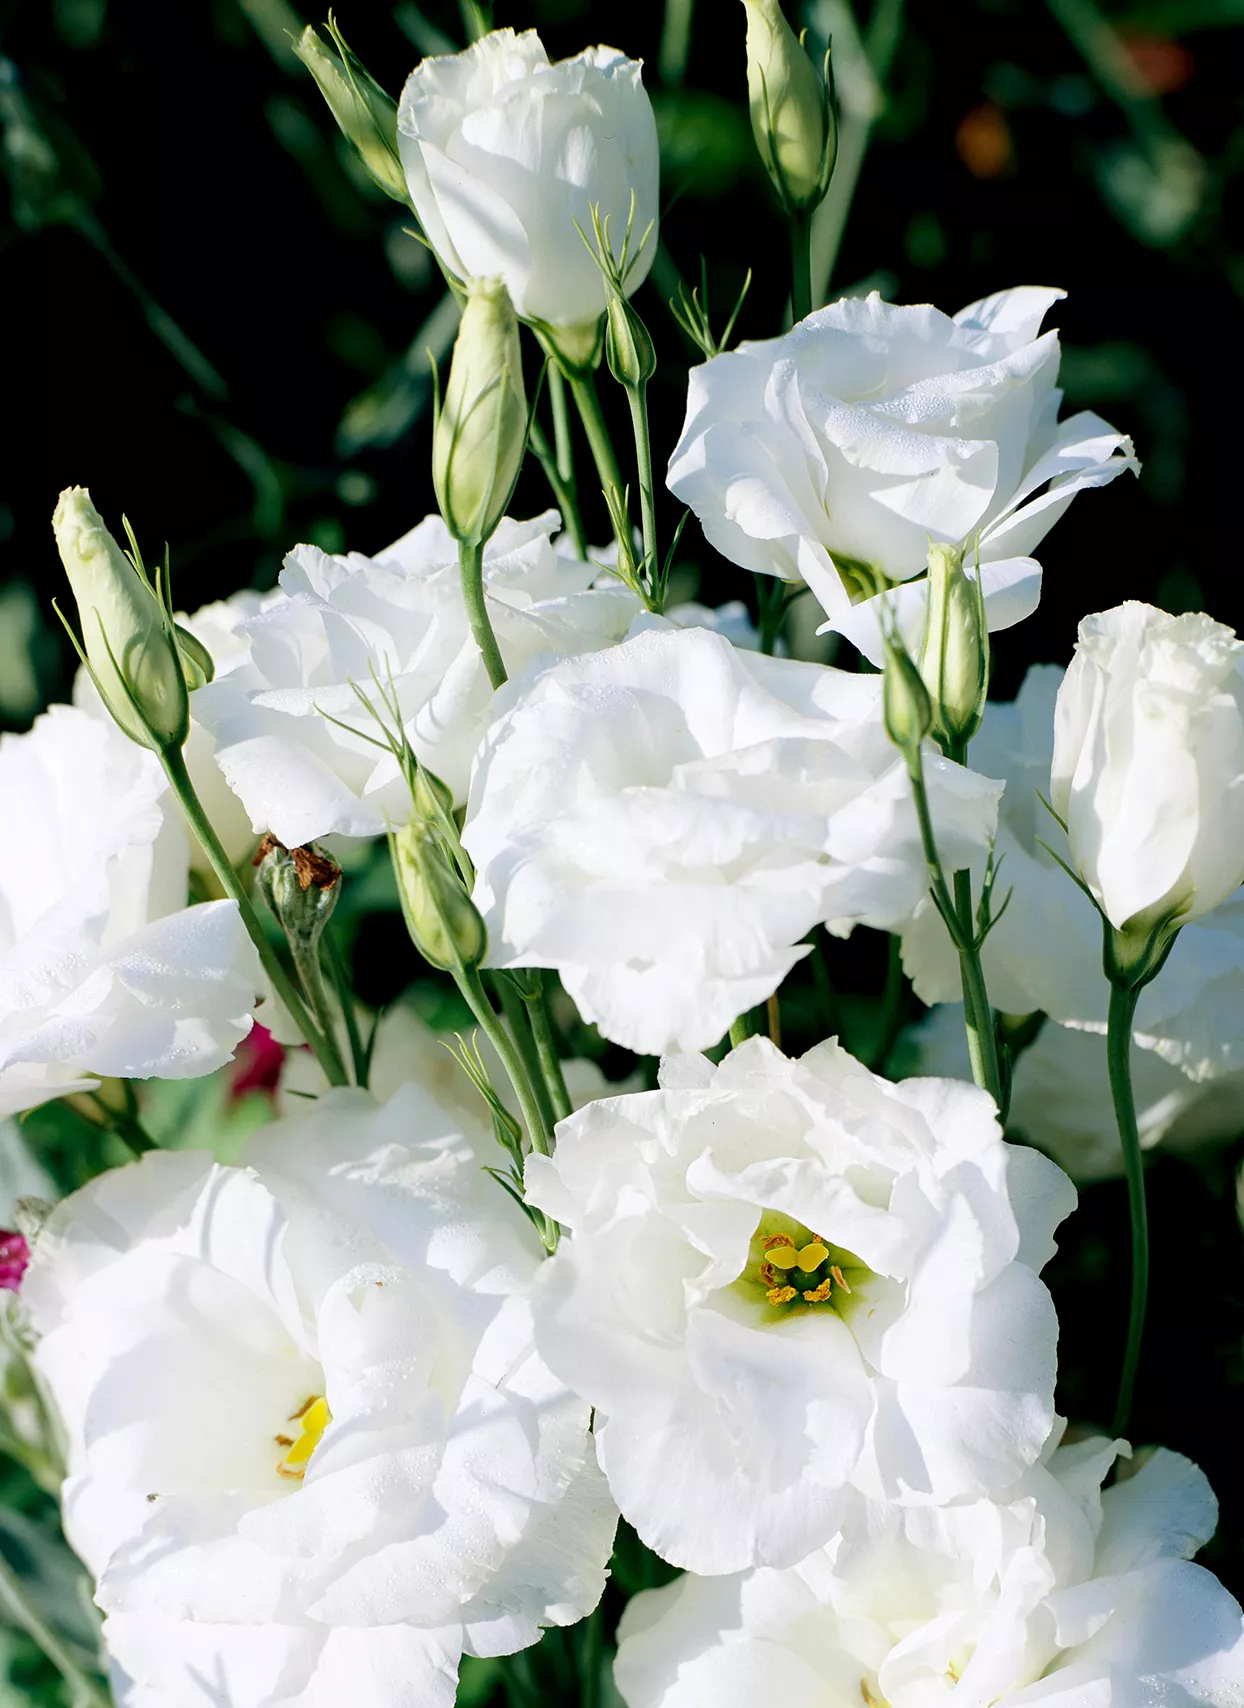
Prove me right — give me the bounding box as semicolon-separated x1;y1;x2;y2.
866;932;908;1073
1108;977;1147;1436
457;967;555;1160
729;1014;753;1049
524;974;573;1125
790;208;813;324
491;973;556;1137
530;371;588;557
756;576;786;656
325;931;368;1088
85;1090;156;1157
626;379;659;600
289;936;341;1075
549;362;575;486
458;537;508;689
0;1547;109;1708
567;368;627;517
160;748;346;1086
579;1601;605;1708
659;0;696;83
906;751;1003;1106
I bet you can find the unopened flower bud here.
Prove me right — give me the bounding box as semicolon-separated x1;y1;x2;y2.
919;543;990;753
256;835;341;956
52;486;189;752
175;623;216;690
882;626;933;763
294;24;408;204
742;0;836;213
605;293;657;392
434;277;528;547
394;821;486;972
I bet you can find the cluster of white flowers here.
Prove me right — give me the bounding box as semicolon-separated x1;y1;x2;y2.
7;14;1244;1708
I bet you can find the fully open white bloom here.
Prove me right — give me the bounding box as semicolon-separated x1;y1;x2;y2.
902;665;1244;1080
464;623;1000;1056
525;1037;1073;1574
1052;602;1244;933
191;511;639;847
397;29;659;342
25;1084;615;1708
903;1004;1244;1181
0;705;258;1118
667;288;1136;662
614;1433;1244;1708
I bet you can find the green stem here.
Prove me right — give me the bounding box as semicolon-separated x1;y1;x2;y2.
790;208;813;324
0;1547;109;1708
458;537;508;689
457;968;555;1161
866;932;908;1073
528;417;587;559
289;935;341;1076
906;750;1002;1107
579;1601;605;1708
160;748;346;1086
325;931;368;1088
626;379;660;603
549;361;575;487
658;0;696;83
567;368;627;519
491;973;556;1137
1108;977;1147;1436
729;1014;752;1048
523;974;573;1125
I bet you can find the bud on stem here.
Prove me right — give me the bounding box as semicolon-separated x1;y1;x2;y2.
393;820;487;973
742;0;837;214
294;22;408;204
434;277;528;549
919;544;990;756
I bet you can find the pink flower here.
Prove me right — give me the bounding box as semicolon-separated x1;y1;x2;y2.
0;1231;29;1292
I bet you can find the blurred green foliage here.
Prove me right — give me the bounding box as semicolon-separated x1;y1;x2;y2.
1;0;1243;1701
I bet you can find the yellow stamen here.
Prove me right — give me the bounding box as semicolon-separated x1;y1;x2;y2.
802;1281;833;1303
276;1394;331;1481
860;1682;879;1708
763;1233;796;1252
768;1245;800;1270
830;1264;851;1294
796;1242;829;1272
767;1285;798;1305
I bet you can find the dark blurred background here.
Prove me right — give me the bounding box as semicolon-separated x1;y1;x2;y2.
2;0;1244;1688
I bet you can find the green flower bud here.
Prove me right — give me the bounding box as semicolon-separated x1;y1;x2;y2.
175;623;216;690
434;277;528;548
52;486;189;752
393;821;486;973
294;24;408;205
882;625;933;764
742;0;836;212
605;292;657;392
918;543;990;754
256;835;341;956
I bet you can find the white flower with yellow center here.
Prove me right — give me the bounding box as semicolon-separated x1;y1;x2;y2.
614;1433;1244;1708
524;1037;1074;1575
24;1084;616;1708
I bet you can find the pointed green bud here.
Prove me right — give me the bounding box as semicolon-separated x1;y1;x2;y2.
882;623;933;764
434;277;528;548
742;0;836;212
175;623;216;690
294;23;408;204
256;835;342;955
918;543;990;754
52;486;189;752
393;821;486;973
605;292;657;392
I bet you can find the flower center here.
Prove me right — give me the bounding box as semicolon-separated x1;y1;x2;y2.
742;1212;866;1311
274;1393;331;1480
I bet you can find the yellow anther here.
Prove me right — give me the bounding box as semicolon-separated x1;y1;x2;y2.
802;1281;833;1303
830;1265;851;1294
276;1394;331;1481
796;1242;829;1272
767;1285;798;1305
763;1233;796;1251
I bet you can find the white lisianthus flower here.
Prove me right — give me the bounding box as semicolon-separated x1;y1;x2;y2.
1052;602;1244;934
901;1004;1244;1181
901;664;1244;1080
0;705;259;1118
463;623;1001;1056
191;511;639;847
614;1433;1244;1708
25;1084;616;1708
524;1037;1073;1574
667;287;1136;661
397;29;659;349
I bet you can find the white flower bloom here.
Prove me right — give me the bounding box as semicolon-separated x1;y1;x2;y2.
525;1036;1073;1574
667;287;1136;662
463;623;1000;1056
1052;602;1244;933
397;29;659;341
25;1083;616;1708
0;705;258;1118
614;1433;1244;1708
902;1004;1244;1182
901;664;1244;1080
191;511;639;847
